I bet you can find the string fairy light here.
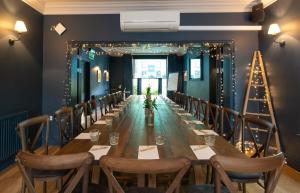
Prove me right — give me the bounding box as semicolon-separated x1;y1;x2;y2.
63;41;237;107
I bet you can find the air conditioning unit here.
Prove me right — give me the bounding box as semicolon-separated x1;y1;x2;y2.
120;11;180;32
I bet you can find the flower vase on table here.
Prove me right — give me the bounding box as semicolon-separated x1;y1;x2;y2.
143;87;157;127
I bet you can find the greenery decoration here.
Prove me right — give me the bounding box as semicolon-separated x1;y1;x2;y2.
143;87;158;111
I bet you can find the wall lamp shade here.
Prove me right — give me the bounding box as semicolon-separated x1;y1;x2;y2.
268;23;285;47
9;21;27;45
268;23;281;35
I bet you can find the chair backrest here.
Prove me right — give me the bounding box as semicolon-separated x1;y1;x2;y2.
189;97;199;118
16;115;49;154
207;103;220;132
219;107;241;144
100;156;191;193
199;99;209;123
98;97;105;117
55;106;74;147
107;94;114;110
87;100;97;125
211;153;285;193
16;151;94;193
74;103;87;133
242;115;275;158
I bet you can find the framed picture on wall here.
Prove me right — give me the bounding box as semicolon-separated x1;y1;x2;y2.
97;69;101;83
189;57;203;80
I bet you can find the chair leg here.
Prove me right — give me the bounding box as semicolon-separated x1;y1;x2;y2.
43;181;47;193
21;179;26;193
242;183;246;193
56;178;63;192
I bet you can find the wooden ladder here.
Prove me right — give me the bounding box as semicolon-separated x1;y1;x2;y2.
242;50;281;153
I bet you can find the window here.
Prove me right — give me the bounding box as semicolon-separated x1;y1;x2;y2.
190;58;202;80
133;59;167;79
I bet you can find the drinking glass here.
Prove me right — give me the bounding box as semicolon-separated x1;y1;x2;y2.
109;132;119;145
89;129;100;142
204;135;216;146
155;135;165;145
105;117;113;128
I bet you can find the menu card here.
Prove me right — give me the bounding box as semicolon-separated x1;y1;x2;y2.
138;146;159;160
75;133;90;139
190;145;216;160
94;120;107;125
89;145;111;160
193;129;218;136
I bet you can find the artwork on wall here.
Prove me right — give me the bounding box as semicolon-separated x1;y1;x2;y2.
189;58;202;80
97;69;101;83
104;70;109;81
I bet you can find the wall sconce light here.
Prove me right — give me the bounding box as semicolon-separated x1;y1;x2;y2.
9;21;27;46
268;23;285;47
50;22;67;36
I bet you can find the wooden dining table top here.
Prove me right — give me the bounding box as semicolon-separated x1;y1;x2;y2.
56;95;245;163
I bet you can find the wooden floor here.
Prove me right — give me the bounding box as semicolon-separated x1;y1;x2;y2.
1;147;299;193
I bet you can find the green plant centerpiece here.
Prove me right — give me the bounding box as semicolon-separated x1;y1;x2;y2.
143;87;157;126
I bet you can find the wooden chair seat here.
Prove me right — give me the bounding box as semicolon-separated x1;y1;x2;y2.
189;184;230;193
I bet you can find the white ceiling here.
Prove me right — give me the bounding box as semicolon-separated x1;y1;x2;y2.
23;0;277;15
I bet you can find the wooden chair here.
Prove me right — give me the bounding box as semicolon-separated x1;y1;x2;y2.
98;97;105;117
55;107;74;147
16;115;66;193
219;107;241;145
74;103;87;133
16;115;50;154
241;115;275;158
100;156;191;193
189;153;285;193
198;100;209;124
207;103;220;133
87;100;97;126
189;97;200;119
184;96;192;112
16;151;95;193
228;115;276;193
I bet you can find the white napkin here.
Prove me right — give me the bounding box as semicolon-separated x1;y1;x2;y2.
193;129;218;136
138;146;159;160
88;145;111;160
75;133;90;139
177;112;192;116
190;145;216;160
94;120;107;125
193;120;204;125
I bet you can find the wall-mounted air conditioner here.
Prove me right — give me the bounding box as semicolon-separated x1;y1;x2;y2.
120;11;180;32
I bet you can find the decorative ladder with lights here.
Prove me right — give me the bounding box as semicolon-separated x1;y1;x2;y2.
241;50;281;154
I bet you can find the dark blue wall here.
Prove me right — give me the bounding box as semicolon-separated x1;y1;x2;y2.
80;52;110;97
183;53;210;100
0;0;43;117
259;0;300;171
43;13;258;119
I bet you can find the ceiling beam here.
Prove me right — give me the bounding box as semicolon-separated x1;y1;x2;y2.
23;0;278;15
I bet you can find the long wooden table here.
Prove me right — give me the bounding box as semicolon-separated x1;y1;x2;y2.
56;95;244;164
